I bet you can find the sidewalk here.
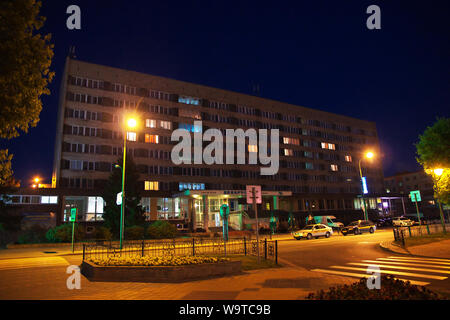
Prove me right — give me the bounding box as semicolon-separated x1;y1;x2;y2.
0;256;355;300
380;239;450;259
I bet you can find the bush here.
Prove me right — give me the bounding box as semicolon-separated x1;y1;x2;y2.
125;225;145;240
146;221;178;239
17;225;49;244
94;226;113;240
306;275;443;300
45;223;84;243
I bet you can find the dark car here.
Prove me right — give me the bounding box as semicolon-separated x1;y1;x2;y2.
341;220;376;236
376;217;393;228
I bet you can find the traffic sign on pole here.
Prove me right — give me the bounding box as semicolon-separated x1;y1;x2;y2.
246;185;262;204
409;190;421;202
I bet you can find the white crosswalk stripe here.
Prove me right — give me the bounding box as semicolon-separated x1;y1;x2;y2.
311;255;450;286
0;257;69;271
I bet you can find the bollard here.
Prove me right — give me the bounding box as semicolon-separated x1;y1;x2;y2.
275;240;278;265
264;238;267;260
244;237;247;256
82;244;85;260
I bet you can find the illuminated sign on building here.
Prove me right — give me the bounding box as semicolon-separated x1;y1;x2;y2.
362;177;369;194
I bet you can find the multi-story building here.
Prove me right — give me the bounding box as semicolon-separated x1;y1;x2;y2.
384;170;438;217
46;56;385;231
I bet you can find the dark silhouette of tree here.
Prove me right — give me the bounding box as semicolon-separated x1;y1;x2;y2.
101;154;145;238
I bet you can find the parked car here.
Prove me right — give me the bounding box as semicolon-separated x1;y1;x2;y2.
291;224;333;240
392;217;414;227
304;216;344;231
341;220;376;236
376;217;393;228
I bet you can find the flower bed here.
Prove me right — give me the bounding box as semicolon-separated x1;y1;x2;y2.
86;255;229;267
81;256;241;283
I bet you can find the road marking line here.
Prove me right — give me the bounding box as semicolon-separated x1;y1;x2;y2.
378;258;450;266
347;262;450;274
363;260;450;269
388;256;450;263
311;269;430;286
329;266;447;280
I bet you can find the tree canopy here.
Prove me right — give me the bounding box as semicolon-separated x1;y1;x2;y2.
0;0;54;186
416;117;450;204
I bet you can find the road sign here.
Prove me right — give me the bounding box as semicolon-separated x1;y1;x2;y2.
116;192;122;205
220;204;230;218
246;185;262;204
410;190;421;202
70;208;77;222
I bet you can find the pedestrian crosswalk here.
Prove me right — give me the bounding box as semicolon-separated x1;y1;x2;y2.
312;256;450;286
0;257;69;271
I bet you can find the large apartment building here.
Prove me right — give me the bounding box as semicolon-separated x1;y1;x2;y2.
48;56;385;231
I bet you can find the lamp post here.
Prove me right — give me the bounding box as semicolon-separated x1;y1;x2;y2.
358;151;374;221
119;117;137;249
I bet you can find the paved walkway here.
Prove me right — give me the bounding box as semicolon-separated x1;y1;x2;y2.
0;254;356;300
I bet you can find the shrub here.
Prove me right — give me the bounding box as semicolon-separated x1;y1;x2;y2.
146;221;178;239
125;225;145;240
306;275;443;300
17;224;49;244
46;223;84;243
94;226;113;240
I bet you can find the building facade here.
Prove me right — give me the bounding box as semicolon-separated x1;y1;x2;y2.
48;56;385;231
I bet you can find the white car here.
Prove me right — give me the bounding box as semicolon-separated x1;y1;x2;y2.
392;217;414;227
291;224;333;240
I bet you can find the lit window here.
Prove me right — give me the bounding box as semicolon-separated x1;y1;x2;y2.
126;132;137;141
284;149;293;156
159;120;172;130
146;119;156;128
248;145;258;153
145;134;159;144
331;164;338;171
321;142;335;150
345;155;352;162
145;181;159;191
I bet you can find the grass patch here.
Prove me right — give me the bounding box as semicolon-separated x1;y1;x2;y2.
404;232;450;247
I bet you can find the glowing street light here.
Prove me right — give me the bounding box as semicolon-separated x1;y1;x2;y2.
427;167;447;232
119;117;138;249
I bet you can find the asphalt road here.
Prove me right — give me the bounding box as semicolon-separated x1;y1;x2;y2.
277;228;450;295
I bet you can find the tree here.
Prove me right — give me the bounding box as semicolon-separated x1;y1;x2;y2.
0;0;54;184
101;154;146;238
416;117;450;205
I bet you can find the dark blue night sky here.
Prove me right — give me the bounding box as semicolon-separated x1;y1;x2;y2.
3;0;449;186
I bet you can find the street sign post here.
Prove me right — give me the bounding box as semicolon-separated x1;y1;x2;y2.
220;204;230;256
246;185;261;263
410;190;422;225
70;208;77;253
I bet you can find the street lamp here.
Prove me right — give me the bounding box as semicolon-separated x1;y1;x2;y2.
428;167;447;233
359;151;375;221
119;117;137;249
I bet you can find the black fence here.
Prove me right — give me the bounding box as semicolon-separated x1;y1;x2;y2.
393;223;450;246
82;237;277;264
